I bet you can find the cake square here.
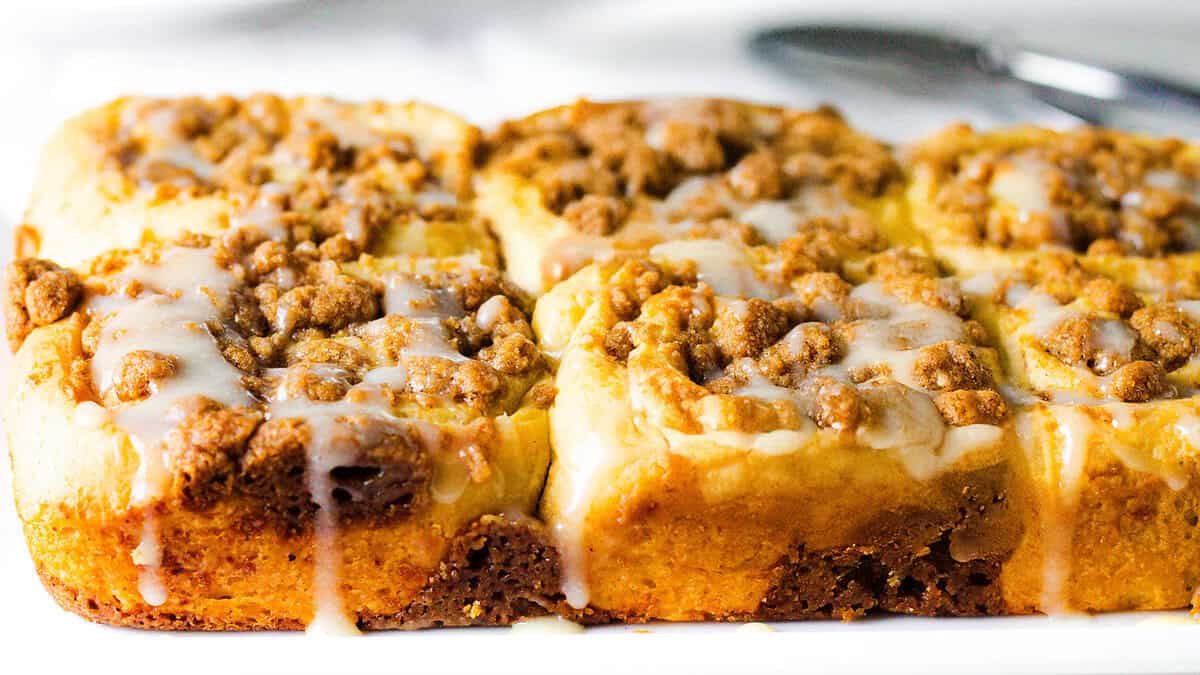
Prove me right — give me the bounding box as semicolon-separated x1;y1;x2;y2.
959;250;1200;612
6;237;562;631
532;241;1027;621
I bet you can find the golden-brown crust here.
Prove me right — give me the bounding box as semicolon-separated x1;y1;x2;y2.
38;572;308;631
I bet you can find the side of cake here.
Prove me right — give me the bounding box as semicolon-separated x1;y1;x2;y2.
959;253;1200;612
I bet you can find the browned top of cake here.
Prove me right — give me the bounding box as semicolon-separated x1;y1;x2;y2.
913;124;1200;256
596;243;1006;436
96;95;477;260
485;99;900;245
970;252;1200;402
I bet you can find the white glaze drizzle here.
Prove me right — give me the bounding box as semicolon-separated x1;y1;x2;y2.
127;105;217;184
553;426;615;611
737;622;778;633
1039;405;1092;615
262;263;496;631
819;282;966;389
1105;404;1189;491
654;175;855;246
415;189;458;208
649;238;781;298
959;271;1001;297
269;395;383;636
541;234;617;286
1007;285;1078;343
382;272;455;317
74;400;112;429
1040;402;1192;614
296;101;395;151
475;295;507;332
88;247;250;607
1130;171;1200;247
1176;300;1200;322
1177;415;1200;448
763;281;992;478
1003;283;1151;400
510;616;585;634
229;183;290;242
737;187;853;245
988;154;1071;243
264;378;481;632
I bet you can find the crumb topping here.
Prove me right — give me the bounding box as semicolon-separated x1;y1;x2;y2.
915;124;1200;255
600;242;1006;434
1130;302;1200;371
5;258;82;351
104;95;479;260
41;225;545;519
486;99;899;286
971;253;1199;402
11;100;1200;538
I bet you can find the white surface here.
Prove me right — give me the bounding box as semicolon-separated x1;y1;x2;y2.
2;1;1200;673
